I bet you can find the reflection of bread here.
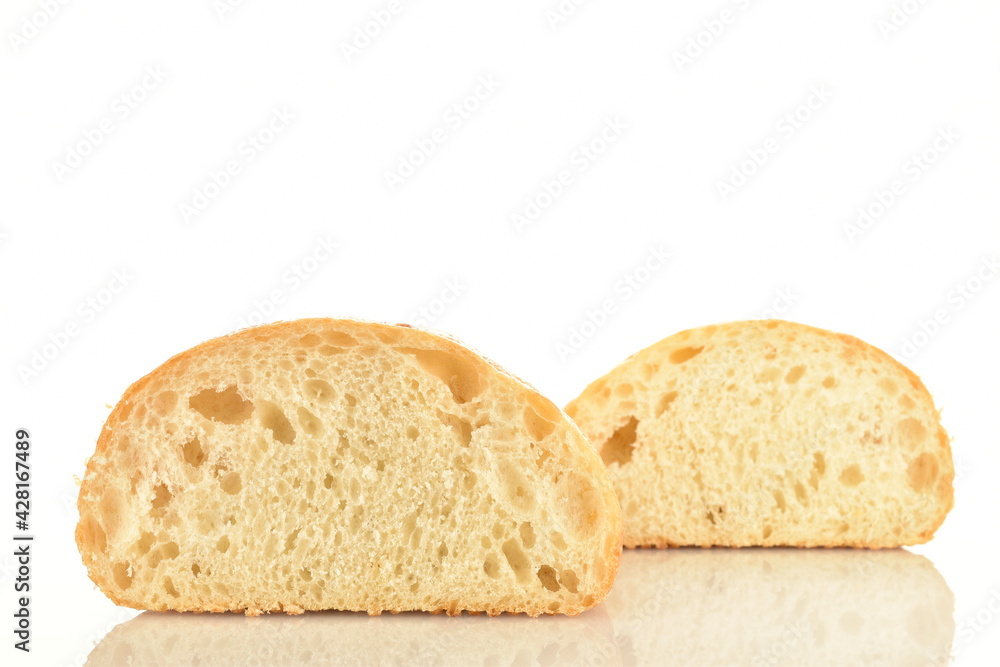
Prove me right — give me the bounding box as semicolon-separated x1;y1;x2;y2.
606;548;954;666
84;608;619;666
76;319;621;616
566;320;954;547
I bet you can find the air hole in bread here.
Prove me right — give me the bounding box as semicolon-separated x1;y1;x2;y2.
259;401;296;444
794;482;808;505
559;569;579;593
303;379;335;402
813;452;826;476
344;394;357;408
600;417;639;466
519;522;536;549
439;411;473;447
182;437;206;468
785;365;806;383
878;378;899;395
839;465;865;487
502;538;532;583
298;334;321;347
907;453;939;492
321;331;358;347
535;446;552;468
97;484;126;542
163;576;179;597
483;553;501;579
79;515;107;553
152;391;178;416
149;542;179;569
296;407;324;438
399;347;485;404
762;525;773;539
454;457;477;490
492;521;504;541
401;510;419;544
615;383;634;397
537;565;560;592
113;562;133;589
285;529;301;553
188;385;254;425
655;391;678;417
757;367;782;383
151;484;172;516
189;386;255;424
669;346;703;364
216;536;230;553
134;531;156;557
523;403;557;441
773;490;787;511
500;465;535;511
897;418;927;452
219;471;242;495
706;505;725;525
822;376;836;388
562;473;602;537
406;425;419;440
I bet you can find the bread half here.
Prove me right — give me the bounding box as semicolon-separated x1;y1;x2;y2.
77;319;621;615
565;320;953;548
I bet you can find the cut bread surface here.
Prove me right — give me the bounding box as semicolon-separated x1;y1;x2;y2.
565;320;954;548
77;319;621;615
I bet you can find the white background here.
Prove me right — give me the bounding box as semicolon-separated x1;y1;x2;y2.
2;0;999;665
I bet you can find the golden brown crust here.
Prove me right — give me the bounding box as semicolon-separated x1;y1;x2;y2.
77;318;622;616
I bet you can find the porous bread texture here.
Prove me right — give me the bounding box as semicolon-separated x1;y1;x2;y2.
85;607;616;666
77;319;622;616
565;320;954;548
604;548;954;666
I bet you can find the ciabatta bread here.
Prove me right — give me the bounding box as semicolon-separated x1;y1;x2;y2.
77;319;621;615
565;320;953;548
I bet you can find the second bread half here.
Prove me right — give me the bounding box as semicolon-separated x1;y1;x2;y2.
565;320;953;548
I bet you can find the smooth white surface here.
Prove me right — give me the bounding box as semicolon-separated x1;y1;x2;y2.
83;549;955;666
1;1;998;665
